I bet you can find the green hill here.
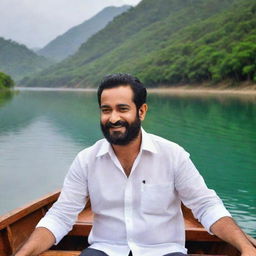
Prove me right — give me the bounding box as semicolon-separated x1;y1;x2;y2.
0;37;52;81
0;72;14;90
21;0;256;88
38;6;131;62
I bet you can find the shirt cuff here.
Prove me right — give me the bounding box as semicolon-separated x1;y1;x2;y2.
36;216;67;244
200;204;232;235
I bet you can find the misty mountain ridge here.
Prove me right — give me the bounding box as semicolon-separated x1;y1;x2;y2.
22;0;256;87
38;5;131;62
0;37;52;81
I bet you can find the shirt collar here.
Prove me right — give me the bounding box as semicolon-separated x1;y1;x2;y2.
96;127;157;157
140;127;157;154
96;139;111;157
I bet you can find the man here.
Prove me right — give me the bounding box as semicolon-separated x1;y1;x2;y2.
15;74;256;256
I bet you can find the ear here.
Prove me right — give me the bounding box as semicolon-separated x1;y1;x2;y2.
138;103;148;121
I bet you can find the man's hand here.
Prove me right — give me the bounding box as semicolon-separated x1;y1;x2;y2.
241;246;256;256
14;227;55;256
245;234;256;248
210;217;256;256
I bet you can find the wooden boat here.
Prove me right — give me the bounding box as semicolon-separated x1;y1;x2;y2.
0;190;255;256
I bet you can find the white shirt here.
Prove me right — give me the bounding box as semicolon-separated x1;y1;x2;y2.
37;128;231;256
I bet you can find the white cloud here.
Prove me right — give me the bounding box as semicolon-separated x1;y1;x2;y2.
0;0;141;49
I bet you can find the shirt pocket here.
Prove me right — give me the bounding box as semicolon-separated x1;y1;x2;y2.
141;183;172;215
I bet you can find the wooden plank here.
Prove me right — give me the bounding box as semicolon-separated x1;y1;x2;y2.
9;209;44;253
39;252;227;256
0;228;12;256
39;251;226;256
68;205;221;242
68;224;91;237
182;205;222;242
186;228;221;242
68;208;93;236
0;191;60;229
40;250;80;256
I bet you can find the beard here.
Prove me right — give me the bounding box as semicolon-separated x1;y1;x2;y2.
100;114;141;146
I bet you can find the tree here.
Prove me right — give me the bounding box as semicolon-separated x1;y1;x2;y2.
0;72;15;89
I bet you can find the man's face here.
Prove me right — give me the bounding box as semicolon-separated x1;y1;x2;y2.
100;85;141;145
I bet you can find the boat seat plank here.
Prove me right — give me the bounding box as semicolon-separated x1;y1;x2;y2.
40;250;80;256
40;250;227;256
71;206;221;242
40;251;226;256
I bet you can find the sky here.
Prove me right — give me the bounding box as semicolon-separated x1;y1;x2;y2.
0;0;141;49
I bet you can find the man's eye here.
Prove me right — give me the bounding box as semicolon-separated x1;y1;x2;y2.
101;109;111;113
120;108;129;112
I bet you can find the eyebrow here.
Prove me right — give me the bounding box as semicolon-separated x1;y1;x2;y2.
100;104;130;108
117;104;130;108
100;105;111;109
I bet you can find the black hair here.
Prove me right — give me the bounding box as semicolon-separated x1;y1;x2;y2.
97;73;147;109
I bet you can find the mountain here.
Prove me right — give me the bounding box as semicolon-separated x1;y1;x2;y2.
22;0;256;88
38;5;131;62
0;37;52;81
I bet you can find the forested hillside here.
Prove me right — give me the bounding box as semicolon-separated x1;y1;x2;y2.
22;0;256;87
38;5;130;62
0;38;52;81
0;72;14;90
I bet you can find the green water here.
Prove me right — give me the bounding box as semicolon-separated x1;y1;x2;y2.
0;89;255;237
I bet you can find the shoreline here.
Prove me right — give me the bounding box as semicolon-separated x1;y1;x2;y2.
148;83;256;96
15;84;256;96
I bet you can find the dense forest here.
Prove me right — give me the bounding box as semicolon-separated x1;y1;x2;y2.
0;72;14;90
0;37;52;81
21;0;256;88
38;6;131;62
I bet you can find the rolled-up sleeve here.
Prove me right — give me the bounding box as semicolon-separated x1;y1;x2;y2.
36;153;89;244
174;148;231;234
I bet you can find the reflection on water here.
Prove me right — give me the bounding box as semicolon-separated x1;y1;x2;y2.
0;89;255;237
0;90;16;108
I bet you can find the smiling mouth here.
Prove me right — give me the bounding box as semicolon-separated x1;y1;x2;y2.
110;125;124;130
110;124;123;128
106;120;127;130
108;122;126;129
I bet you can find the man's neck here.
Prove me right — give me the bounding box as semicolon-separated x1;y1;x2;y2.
111;131;142;177
112;130;142;158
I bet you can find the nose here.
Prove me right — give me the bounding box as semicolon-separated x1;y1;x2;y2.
109;110;121;124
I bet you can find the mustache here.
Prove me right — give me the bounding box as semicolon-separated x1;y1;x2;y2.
105;120;128;129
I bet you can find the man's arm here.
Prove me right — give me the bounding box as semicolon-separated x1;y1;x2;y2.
174;148;256;255
14;153;89;256
210;216;256;256
14;227;55;256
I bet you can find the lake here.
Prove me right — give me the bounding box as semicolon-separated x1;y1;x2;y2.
0;88;255;237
